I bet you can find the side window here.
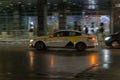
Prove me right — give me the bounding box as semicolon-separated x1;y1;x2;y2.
69;32;76;36
62;31;69;36
69;31;82;36
53;31;68;37
76;32;82;36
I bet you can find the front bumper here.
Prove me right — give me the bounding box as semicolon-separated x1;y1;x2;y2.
104;40;112;46
29;43;34;48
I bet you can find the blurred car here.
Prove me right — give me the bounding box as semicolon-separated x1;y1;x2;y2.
104;32;120;48
29;30;98;51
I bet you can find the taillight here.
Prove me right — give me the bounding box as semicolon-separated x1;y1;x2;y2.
88;37;96;41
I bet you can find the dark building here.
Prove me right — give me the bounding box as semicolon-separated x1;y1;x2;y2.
0;0;119;37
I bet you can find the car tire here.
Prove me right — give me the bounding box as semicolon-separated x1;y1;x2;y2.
75;42;86;51
111;41;119;48
35;42;46;50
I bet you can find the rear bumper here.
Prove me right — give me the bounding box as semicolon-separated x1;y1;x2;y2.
87;46;95;48
87;42;98;48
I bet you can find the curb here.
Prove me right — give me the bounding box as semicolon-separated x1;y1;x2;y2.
0;39;29;44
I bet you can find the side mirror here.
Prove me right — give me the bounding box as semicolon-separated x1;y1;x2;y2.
49;35;54;38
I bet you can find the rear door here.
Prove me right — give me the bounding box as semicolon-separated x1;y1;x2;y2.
45;31;70;47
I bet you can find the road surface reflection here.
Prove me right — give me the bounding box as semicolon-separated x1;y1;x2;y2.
28;51;35;71
101;49;111;69
26;49;112;77
0;45;113;79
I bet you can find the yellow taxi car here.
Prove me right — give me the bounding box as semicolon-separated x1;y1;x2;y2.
29;30;98;51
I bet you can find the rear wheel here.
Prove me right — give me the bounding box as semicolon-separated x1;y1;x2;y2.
111;41;119;48
35;42;46;50
75;42;86;51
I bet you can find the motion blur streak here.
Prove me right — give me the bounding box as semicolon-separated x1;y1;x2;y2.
90;53;98;66
50;55;54;69
28;51;34;71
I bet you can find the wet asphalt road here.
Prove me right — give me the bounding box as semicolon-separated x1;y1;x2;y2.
0;43;120;80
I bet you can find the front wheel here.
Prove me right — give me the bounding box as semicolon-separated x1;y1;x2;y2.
75;43;86;51
35;42;46;50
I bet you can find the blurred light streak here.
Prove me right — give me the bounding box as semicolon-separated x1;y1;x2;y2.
28;51;34;71
50;55;55;69
102;49;111;69
90;53;97;65
89;53;99;71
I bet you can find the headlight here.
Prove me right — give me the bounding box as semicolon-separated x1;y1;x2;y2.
104;37;111;41
30;39;34;43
